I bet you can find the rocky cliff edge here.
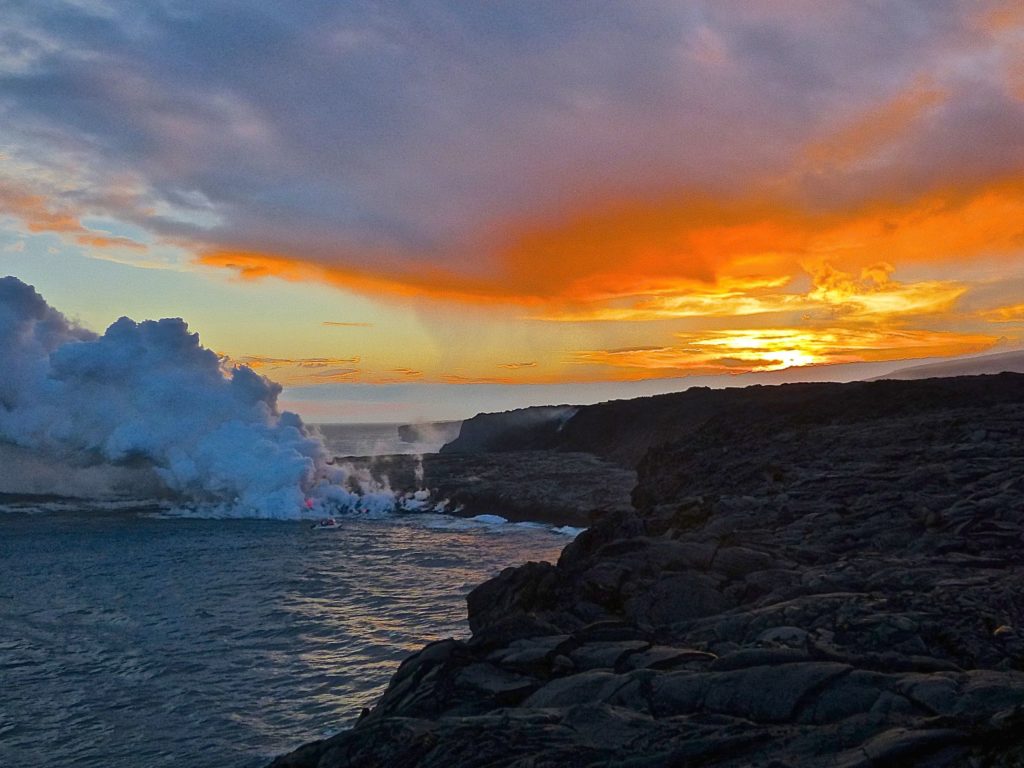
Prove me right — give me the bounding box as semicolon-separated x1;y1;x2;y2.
272;374;1024;767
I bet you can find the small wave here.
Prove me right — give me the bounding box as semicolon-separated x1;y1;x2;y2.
0;490;587;537
1;510;568;767
0;496;170;516
468;514;509;525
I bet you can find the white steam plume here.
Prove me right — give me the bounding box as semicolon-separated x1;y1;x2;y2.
0;276;333;517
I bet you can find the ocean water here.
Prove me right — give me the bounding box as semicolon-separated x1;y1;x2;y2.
0;505;570;768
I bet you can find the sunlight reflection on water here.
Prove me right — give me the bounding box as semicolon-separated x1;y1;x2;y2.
0;510;570;768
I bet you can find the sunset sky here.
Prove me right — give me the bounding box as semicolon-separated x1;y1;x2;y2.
2;1;1023;421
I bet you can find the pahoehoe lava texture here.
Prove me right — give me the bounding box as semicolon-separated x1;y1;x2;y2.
271;373;1024;767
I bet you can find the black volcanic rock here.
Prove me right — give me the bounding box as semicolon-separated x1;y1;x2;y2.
271;374;1024;768
424;451;634;526
440;405;577;454
338;450;635;526
441;372;1024;468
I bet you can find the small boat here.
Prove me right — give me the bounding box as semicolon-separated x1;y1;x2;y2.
311;517;340;530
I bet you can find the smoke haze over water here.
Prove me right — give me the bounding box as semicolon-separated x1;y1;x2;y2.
0;276;336;517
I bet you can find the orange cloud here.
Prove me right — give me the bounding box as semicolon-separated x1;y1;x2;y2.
306;368;360;381
980;2;1024;33
0;181;80;234
5;95;1013;387
488;195;820;303
804;77;947;170
188;173;1024;385
221;354;449;385
199;248;513;305
201;176;1024;312
439;370;574;385
390;367;423;377
440;374;521;385
803;262;964;318
365;368;426;384
74;233;146;251
199;195;831;307
0;178;146;251
980;302;1024;322
236;355;360;369
222;354;364;384
535;263;964;323
573;327;997;379
975;2;1024;101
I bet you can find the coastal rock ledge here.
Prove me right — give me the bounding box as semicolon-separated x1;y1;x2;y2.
271;374;1024;767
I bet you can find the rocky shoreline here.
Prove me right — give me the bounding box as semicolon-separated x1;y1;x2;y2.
273;374;1024;767
340;451;634;526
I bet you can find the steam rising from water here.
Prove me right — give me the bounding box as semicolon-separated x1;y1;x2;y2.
0;276;405;518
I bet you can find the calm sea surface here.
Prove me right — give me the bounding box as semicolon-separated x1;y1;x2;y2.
0;507;569;767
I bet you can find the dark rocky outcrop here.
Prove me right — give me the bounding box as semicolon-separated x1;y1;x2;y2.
339;451;634;526
444;372;1024;467
440;406;577;454
272;374;1024;767
423;452;633;527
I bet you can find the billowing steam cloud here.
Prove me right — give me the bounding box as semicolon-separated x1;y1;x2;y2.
0;276;340;517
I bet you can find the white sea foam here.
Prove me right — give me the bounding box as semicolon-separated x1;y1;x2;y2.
469;514;509;525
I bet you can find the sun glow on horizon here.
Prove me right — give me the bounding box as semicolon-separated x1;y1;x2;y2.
1;0;1022;406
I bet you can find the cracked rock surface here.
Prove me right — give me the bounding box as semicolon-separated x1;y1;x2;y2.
270;374;1024;767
